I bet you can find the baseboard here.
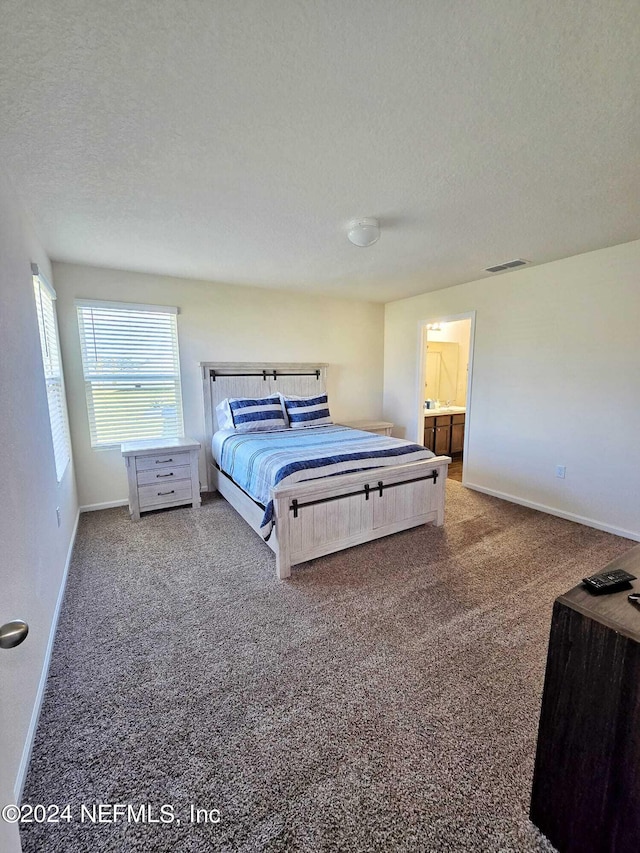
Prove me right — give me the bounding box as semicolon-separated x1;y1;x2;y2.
79;499;128;512
13;509;80;804
80;491;204;513
464;481;640;542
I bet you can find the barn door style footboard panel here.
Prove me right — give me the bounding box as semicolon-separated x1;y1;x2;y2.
272;458;448;579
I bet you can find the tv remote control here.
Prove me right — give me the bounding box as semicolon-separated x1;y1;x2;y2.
582;568;637;594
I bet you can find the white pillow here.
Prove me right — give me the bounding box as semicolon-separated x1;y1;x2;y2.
215;399;234;431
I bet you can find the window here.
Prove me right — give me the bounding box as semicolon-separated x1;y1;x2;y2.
33;266;72;481
76;300;184;448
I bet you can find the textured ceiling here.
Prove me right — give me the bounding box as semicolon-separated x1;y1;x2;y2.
1;0;639;302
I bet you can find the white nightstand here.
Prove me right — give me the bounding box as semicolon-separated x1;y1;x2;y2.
337;420;394;436
121;437;201;521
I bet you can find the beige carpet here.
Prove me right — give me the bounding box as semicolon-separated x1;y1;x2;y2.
21;481;632;852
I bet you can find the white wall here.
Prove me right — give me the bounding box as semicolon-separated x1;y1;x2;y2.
0;171;78;824
53;262;385;508
384;240;640;540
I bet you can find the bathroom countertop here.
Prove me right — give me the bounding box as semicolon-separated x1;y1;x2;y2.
423;407;466;418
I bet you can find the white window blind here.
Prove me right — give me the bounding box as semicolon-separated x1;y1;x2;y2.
33;269;72;481
76;300;184;448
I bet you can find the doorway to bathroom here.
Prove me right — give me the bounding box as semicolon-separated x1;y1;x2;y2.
417;312;475;483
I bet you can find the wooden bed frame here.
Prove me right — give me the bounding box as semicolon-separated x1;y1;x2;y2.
202;362;450;579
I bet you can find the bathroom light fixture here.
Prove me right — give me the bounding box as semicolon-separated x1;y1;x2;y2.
347;218;380;247
426;322;443;331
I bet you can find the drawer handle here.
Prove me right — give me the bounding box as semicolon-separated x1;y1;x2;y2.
155;458;173;464
157;490;175;496
156;472;174;478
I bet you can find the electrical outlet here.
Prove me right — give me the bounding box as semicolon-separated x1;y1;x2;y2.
555;466;566;479
56;506;61;527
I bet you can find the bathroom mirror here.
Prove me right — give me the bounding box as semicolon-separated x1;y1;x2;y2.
425;341;459;403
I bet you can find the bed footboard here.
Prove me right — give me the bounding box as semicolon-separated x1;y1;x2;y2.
272;456;449;579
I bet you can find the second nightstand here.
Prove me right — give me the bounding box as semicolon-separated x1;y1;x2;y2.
337;420;394;436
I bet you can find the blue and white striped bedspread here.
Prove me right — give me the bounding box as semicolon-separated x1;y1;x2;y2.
212;425;436;539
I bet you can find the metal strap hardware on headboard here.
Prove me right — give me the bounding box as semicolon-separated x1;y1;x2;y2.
209;368;321;382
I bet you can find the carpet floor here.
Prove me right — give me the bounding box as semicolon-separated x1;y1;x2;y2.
21;482;633;852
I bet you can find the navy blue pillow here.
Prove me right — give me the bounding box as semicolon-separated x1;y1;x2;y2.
229;395;287;431
283;394;332;428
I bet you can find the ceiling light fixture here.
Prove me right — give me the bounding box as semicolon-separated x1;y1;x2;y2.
347;218;380;247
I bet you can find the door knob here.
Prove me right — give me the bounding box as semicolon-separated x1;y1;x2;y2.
0;620;29;649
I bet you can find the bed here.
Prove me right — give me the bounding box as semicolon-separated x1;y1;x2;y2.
202;362;450;579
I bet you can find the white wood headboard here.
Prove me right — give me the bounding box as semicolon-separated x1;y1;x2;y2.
200;362;328;490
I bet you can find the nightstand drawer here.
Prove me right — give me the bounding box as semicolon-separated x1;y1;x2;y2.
136;451;191;472
136;464;191;486
138;480;192;509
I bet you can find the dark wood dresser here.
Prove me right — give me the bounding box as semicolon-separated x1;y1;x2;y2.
530;545;640;853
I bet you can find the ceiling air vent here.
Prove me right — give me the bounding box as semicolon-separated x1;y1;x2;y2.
484;259;529;274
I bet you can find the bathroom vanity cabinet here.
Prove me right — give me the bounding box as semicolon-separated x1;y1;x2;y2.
424;411;465;456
